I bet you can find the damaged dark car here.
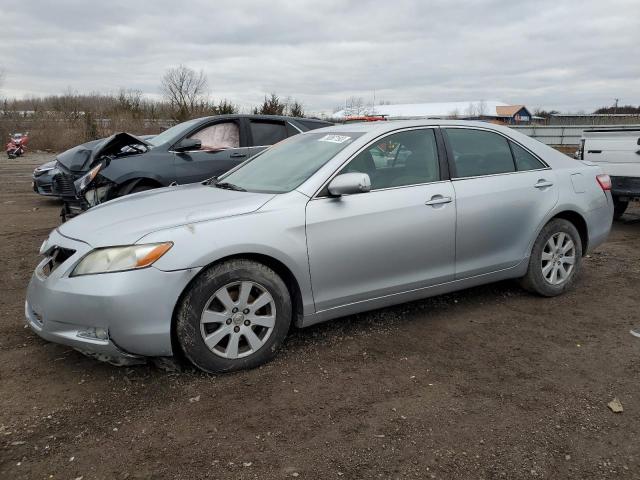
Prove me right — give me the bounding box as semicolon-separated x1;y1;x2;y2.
51;114;332;220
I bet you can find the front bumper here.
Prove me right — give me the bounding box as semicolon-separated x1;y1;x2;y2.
25;229;201;362
32;177;55;196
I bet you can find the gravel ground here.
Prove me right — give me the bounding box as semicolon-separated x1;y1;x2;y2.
1;153;639;479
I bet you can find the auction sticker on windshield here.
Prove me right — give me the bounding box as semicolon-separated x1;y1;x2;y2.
318;134;352;144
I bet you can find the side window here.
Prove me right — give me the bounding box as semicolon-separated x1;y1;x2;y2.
510;141;546;171
189;122;239;150
339;129;440;190
250;121;288;146
445;129;515;178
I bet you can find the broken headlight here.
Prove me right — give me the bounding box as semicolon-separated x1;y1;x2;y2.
74;164;102;194
71;242;173;276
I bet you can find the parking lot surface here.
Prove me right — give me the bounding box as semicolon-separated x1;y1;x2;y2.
1;153;639;479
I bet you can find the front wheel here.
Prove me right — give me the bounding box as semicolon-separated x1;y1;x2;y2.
520;219;583;297
175;259;292;373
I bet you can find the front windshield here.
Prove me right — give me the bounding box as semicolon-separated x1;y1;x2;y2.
218;132;363;193
147;118;202;147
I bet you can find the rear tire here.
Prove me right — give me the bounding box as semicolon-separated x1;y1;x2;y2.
520;219;583;297
613;197;628;220
175;259;292;373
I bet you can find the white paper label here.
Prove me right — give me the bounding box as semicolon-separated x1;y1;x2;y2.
318;134;352;144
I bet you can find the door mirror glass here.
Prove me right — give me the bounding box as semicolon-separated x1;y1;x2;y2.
328;172;371;196
174;138;202;152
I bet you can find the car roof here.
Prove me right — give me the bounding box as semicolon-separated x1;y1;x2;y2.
193;114;331;124
307;119;507;134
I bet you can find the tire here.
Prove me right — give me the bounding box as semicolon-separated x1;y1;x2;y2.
613;197;628;220
175;259;292;373
520;219;583;297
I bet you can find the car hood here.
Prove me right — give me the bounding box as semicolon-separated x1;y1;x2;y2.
57;183;276;246
56;133;151;173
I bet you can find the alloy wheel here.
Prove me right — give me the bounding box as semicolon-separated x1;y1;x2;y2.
541;232;576;285
200;281;276;359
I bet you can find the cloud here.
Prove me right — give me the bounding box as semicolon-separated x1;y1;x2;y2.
0;0;638;113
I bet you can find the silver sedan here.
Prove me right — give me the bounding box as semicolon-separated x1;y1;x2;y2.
26;121;613;372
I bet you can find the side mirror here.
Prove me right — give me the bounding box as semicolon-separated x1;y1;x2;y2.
174;138;202;152
328;172;371;197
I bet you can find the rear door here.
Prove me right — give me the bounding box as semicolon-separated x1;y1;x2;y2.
246;119;290;158
443;127;559;278
173;119;251;183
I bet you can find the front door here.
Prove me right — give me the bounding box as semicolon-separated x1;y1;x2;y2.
305;128;456;312
174;120;251;183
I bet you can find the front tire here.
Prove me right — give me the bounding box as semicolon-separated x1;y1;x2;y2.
175;259;292;373
520;219;583;297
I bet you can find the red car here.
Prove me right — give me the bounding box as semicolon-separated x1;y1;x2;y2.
6;132;29;158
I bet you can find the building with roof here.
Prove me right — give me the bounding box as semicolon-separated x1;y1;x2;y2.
332;100;535;124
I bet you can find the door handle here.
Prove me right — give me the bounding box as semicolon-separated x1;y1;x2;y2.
230;152;246;158
425;195;452;206
534;180;554;189
587;150;602;154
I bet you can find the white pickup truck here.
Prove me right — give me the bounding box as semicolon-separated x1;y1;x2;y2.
577;128;640;219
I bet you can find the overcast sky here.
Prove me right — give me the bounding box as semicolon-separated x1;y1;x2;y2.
1;0;638;115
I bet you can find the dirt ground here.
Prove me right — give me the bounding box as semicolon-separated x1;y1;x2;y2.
1;153;639;480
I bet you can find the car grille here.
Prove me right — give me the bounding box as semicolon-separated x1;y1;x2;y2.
41;247;76;278
51;172;76;197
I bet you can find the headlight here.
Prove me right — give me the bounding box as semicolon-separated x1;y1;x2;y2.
71;242;173;276
34;166;53;176
74;164;102;194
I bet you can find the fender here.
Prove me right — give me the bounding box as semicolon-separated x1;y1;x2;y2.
117;176;165;195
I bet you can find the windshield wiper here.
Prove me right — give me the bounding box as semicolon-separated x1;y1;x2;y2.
214;181;246;192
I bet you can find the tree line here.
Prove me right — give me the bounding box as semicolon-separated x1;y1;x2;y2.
0;65;306;122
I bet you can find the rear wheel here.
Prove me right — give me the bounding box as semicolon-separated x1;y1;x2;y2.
175;259;292;373
520;219;582;297
613;197;628;220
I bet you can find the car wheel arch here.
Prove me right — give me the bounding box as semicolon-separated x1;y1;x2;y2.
118;177;164;195
550;210;589;254
169;252;305;361
528;210;589;258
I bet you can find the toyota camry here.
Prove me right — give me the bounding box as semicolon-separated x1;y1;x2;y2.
26;121;613;372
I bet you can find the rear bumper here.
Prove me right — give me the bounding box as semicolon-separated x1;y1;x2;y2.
585;191;614;252
611;176;640;199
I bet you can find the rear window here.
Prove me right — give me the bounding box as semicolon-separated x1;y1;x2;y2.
446;128;515;178
510;141;546;171
250;121;288;146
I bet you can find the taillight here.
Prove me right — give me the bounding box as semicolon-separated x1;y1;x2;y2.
596;174;611;191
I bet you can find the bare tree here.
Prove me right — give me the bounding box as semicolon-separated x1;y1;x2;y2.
161;65;208;121
448;108;460;119
477;100;487;118
344;96;366;116
465;102;476;118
